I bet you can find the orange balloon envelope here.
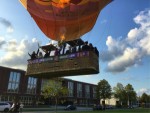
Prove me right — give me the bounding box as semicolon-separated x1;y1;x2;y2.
20;0;112;41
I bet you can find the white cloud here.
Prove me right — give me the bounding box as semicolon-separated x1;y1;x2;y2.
106;36;125;54
0;17;40;70
7;26;14;33
127;28;139;41
102;9;150;73
100;36;125;62
106;36;118;50
5;39;17;51
137;88;150;96
134;10;150;28
106;48;140;72
0;38;39;70
138;34;150;55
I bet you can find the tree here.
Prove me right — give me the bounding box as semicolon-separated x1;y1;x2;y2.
125;84;137;107
140;93;150;107
42;78;68;112
96;79;112;109
113;83;127;107
113;83;137;107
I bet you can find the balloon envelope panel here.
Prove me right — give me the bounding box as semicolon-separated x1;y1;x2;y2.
20;0;112;41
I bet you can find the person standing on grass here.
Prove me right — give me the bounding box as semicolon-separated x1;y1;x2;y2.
20;103;24;113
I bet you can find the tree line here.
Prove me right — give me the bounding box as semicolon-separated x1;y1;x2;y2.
96;79;150;108
41;78;150;112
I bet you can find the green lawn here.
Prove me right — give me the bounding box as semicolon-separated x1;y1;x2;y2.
60;108;150;113
23;108;150;113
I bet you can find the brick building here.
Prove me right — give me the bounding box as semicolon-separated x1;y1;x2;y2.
0;66;98;106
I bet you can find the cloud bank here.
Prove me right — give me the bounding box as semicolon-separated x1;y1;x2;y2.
100;9;150;73
0;38;39;70
0;17;40;70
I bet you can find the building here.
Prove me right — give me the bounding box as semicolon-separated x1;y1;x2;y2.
100;95;119;106
0;66;40;105
61;78;98;106
0;66;98;106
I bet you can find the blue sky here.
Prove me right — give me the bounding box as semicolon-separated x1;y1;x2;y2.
0;0;150;96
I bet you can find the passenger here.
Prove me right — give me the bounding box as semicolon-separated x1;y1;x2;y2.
78;45;82;52
94;47;99;57
58;41;66;55
72;45;76;53
54;48;59;56
57;46;62;55
82;41;90;51
89;43;94;51
58;47;62;55
28;49;39;60
38;52;43;58
66;46;71;54
44;50;50;58
62;42;66;54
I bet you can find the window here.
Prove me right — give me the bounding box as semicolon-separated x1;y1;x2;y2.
7;72;21;93
0;96;9;102
93;87;96;98
68;82;74;97
85;85;90;98
20;96;34;105
77;83;82;97
27;77;37;94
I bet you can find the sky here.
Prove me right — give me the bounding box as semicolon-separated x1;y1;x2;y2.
0;0;150;96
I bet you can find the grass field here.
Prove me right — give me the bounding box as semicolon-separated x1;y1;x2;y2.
23;107;150;113
61;108;150;113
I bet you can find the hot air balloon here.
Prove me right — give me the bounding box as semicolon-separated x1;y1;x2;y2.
20;0;112;78
20;0;112;41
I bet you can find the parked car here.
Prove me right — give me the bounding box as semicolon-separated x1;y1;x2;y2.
64;105;76;110
0;102;11;112
105;105;114;109
132;105;139;108
93;104;102;110
128;105;134;109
